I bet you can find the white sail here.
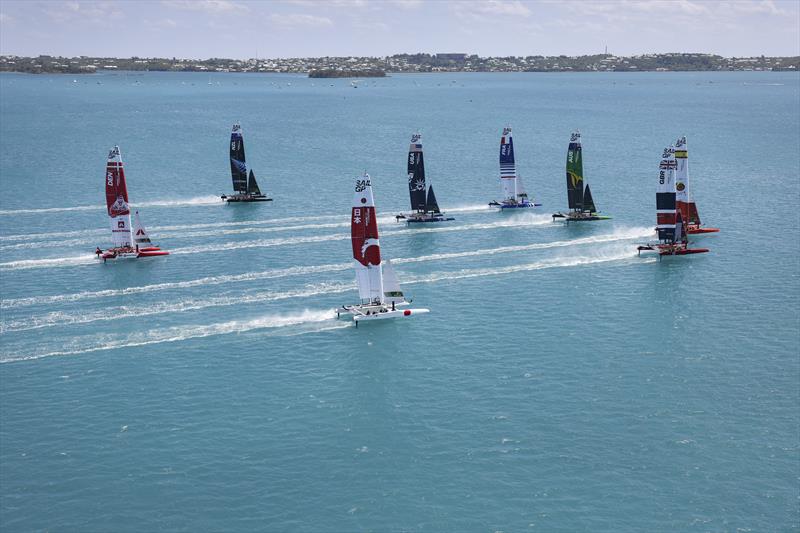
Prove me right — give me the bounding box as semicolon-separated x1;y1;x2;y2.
382;260;406;305
516;174;528;200
132;211;152;247
351;173;384;304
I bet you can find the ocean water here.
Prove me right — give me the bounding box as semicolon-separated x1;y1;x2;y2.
0;71;798;532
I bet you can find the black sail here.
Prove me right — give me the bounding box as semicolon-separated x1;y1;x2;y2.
566;132;584;211
247;170;262;196
674;211;686;244
407;134;427;211
425;186;441;213
229;124;248;194
583;184;597;214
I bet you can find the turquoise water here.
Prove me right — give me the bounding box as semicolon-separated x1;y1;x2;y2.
1;71;798;531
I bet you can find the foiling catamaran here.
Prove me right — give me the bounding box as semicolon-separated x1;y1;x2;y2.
396;133;454;223
638;146;709;259
221;123;272;203
674;136;719;234
552;131;611;222
489;127;540;209
338;173;429;325
95;146;168;261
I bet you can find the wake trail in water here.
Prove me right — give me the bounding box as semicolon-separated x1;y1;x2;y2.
1;251;654;362
0;220;353;251
0;207;498;244
403;246;651;285
0;254;97;271
2;283;353;333
3;237;655;331
2;227;653;308
170;215;555;256
0;215;348;243
0;195;222;217
1;309;346;363
1;263;351;309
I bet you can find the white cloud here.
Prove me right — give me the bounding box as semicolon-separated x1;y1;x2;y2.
452;0;531;20
389;0;423;8
722;0;787;15
269;13;334;28
42;1;124;24
161;0;248;13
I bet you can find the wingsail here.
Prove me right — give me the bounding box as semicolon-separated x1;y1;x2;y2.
351;173;383;304
229;123;248;194
105;146;133;248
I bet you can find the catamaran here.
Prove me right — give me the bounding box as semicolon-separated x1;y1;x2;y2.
638;146;709;258
221;123;272;203
552;131;611;222
338;173;429;325
396;133;454;223
674;136;719;234
489;127;540;209
95;146;168;261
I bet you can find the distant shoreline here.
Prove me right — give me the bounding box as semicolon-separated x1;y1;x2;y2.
2;53;798;75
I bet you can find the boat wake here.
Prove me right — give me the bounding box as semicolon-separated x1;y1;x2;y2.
0;215;348;244
0;254;97;271
402;245;652;285
0;195;222;217
0;309;343;363
2;227;653;308
3;241;655;332
1;248;656;361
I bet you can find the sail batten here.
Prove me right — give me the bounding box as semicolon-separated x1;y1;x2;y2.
229;123;248;194
105;146;133;248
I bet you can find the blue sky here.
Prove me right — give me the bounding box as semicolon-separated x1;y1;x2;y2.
1;0;798;58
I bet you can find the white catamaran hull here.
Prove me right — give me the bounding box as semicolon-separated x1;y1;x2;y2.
340;306;429;324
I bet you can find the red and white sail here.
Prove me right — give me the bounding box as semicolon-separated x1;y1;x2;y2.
105;146;132;248
351;173;383;304
656;145;677;242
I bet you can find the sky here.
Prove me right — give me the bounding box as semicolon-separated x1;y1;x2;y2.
0;0;798;59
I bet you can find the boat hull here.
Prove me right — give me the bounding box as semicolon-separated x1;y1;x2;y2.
637;244;709;257
353;308;430;323
222;194;272;202
553;212;611;222
490;201;541;209
687;227;720;234
98;246;169;260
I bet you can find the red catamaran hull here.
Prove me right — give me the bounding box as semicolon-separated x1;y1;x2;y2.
659;247;709;256
687;227;720;234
